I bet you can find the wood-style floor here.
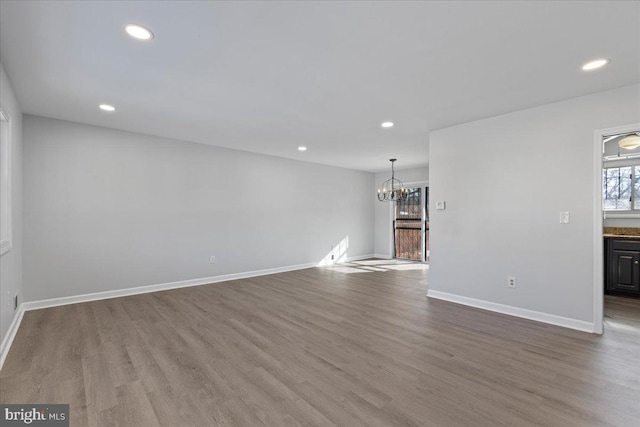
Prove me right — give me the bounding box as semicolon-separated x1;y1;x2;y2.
1;260;639;426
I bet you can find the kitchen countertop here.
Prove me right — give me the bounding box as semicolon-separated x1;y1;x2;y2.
603;234;640;240
603;227;640;240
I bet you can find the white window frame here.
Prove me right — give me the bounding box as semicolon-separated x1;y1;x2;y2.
603;151;640;219
0;107;12;256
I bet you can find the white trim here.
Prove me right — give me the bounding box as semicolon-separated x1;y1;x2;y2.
20;256;377;312
388;201;394;258
603;212;640;219
403;179;429;188
604;154;640;162
593;123;640;335
0;305;24;371
373;253;393;259
22;262;316;311
427;290;596;333
0;107;12;256
344;254;377;262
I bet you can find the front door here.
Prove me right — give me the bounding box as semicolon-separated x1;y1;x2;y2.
394;187;428;262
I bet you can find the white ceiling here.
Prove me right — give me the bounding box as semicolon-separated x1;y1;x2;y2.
1;1;638;172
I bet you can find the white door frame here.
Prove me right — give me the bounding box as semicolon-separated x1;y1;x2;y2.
389;180;429;262
593;123;640;334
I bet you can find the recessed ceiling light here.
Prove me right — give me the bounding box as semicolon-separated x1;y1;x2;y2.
298;146;307;151
381;122;394;128
125;24;154;40
581;59;610;71
99;104;116;112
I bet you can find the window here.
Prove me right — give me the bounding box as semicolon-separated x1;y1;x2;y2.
635;166;640;210
0;108;11;255
603;164;640;212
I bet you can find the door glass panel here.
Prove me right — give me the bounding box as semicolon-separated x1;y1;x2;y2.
394;187;422;261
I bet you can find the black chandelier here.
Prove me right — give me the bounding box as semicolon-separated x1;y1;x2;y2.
377;159;408;202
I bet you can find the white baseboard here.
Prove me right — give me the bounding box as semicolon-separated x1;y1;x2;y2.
346;254;377;262
20;255;377;312
427;290;596;333
0;305;25;371
372;253;393;259
21;261;325;312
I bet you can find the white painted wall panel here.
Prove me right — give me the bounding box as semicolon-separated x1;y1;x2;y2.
23;116;374;301
429;85;640;323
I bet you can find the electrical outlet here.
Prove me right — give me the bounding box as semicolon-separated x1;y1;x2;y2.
507;276;516;288
209;256;216;264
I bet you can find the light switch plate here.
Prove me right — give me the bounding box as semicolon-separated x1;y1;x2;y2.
436;201;446;210
559;212;570;224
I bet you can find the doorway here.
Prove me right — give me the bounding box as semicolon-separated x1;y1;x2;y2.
393;186;428;262
594;123;640;334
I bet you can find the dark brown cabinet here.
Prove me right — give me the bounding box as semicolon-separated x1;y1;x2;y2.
606;238;640;296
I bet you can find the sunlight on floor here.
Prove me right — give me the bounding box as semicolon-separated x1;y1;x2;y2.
320;259;429;274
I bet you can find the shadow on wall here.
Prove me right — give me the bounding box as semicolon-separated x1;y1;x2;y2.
318;236;350;266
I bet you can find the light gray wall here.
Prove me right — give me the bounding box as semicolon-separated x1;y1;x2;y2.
0;63;23;344
374;166;429;257
23;115;375;301
429;84;640;324
604;218;640;228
